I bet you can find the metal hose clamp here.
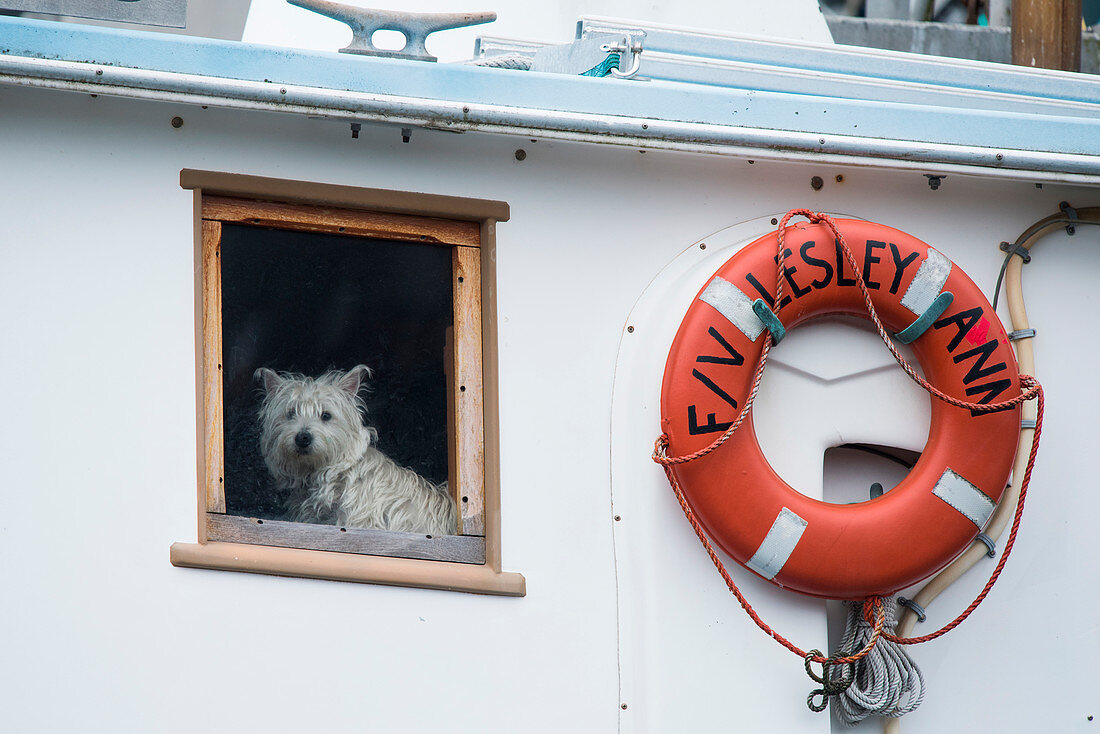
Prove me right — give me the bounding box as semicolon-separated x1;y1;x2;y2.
1060;200;1078;236
897;596;927;623
999;240;1032;263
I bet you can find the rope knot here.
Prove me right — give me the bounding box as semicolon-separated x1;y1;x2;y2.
804;649;856;712
861;595;885;625
652;434;671;464
778;209;835;234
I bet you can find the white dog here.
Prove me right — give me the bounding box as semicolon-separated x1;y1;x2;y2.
255;365;456;536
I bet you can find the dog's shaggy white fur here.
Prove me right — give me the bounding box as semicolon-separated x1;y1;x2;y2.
255;365;456;536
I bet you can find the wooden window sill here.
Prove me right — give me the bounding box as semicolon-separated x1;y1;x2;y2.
170;541;526;597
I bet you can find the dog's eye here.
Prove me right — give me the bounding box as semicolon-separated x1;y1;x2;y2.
321;411;332;422
286;409;295;420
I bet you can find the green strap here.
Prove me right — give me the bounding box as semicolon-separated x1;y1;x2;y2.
752;299;786;344
895;291;954;344
580;53;621;77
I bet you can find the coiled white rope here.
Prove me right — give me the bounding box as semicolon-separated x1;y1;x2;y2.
830;599;926;726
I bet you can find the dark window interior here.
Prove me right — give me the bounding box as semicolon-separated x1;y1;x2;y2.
219;224;453;519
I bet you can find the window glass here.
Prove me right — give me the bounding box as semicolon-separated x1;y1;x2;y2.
219;224;453;523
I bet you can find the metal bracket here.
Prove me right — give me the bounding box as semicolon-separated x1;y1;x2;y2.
599;36;644;78
1021;418;1037;429
1060;200;1078;235
288;1;496;62
999;240;1032;263
1008;328;1036;341
924;174;944;190
897;596;927;623
975;532;996;558
531;33;645;78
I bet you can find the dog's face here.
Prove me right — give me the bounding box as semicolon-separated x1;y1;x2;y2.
255;365;375;484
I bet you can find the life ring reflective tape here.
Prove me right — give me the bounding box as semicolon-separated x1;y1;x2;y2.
660;218;1022;600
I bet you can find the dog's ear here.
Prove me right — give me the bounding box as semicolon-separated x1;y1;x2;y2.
338;364;372;396
254;368;283;394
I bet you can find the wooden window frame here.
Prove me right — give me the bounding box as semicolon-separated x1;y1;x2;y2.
170;170;524;597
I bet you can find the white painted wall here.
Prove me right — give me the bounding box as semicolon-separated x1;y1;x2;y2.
0;82;1097;733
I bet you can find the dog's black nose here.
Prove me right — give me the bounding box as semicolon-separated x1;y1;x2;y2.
294;431;313;449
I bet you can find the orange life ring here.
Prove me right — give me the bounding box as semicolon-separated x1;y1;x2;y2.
660;218;1022;600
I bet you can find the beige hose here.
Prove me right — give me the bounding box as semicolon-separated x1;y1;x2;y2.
883;209;1100;734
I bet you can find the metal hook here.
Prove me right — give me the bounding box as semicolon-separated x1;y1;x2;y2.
599;37;644;79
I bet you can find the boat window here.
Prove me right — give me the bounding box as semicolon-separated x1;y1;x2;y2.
171;172;523;596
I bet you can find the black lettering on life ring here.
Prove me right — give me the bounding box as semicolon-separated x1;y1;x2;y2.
834;239;857;286
801;240;833;289
888;243;920;295
933;307;984;351
687;327;744;434
954;339;1008;385
695;327;744;367
863;240;886;289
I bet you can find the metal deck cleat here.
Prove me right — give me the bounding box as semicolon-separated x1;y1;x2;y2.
288;0;496;62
